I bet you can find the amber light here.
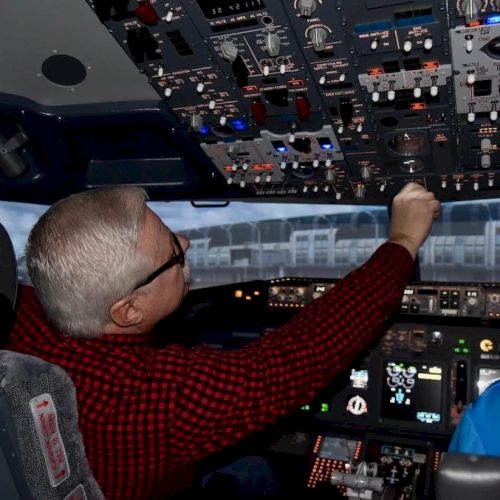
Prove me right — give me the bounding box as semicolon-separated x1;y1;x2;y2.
423;61;439;70
410;102;426;110
368;68;384;76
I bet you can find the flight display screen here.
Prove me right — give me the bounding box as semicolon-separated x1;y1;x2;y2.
477;368;500;395
381;361;443;424
196;0;266;18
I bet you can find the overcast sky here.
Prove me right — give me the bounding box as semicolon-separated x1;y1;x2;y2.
0;200;368;259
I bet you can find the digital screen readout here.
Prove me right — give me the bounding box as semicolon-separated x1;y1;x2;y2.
196;0;265;19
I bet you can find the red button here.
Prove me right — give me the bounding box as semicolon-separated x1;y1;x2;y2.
135;1;159;26
296;94;311;121
251;98;267;126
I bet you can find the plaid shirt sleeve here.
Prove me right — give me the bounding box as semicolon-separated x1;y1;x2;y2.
7;241;414;498
154;242;415;464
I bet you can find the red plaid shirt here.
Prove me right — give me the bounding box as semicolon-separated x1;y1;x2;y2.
7;242;414;499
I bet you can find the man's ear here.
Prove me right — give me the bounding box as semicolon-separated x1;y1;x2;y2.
108;295;144;328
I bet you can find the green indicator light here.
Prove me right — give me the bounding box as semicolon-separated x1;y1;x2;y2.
453;347;461;353
301;404;311;411
462;348;470;354
320;403;330;413
459;339;465;345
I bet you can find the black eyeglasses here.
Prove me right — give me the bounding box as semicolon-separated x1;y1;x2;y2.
133;232;185;291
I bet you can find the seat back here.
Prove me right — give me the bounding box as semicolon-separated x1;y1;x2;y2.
0;350;105;500
435;452;500;500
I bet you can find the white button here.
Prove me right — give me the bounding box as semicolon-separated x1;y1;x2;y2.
424;38;433;51
164;87;173;98
388;89;395;101
403;40;412;53
430;85;439;97
208;100;216;110
196;82;205;93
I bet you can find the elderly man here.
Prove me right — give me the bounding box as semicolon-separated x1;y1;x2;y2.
7;182;440;499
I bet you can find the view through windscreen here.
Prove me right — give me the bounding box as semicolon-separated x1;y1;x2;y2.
1;199;499;288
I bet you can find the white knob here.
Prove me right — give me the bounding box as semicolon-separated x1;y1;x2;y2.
313;159;320;168
441;179;447;189
303;186;308;193
481;138;492;153
280;161;287;170
324;185;330;192
335;191;342;200
319;75;326;85
265;174;272;183
263;65;270;76
403;40;412;53
424;38;433;51
430;85;439;97
164;87;173;98
220;41;239;62
474;181;479;191
491;110;498;122
387;89;396;101
488;178;494;187
292;161;299;169
196;82;205;93
242;163;249;171
413;87;422;98
372;91;380;102
313;185;319;193
227;177;233;185
325;158;332;167
467;111;475;123
466;39;473;53
157;66;164;77
208;100;216;110
456;181;461;192
239;180;246;188
339;73;346;82
231;163;238;172
482;154;491;168
337;125;344;134
279;64;286;75
219;115;227;126
379;183;386;192
255;175;261;183
166;9;174;23
370;39;378;51
289;133;296;143
467;72;476;85
265;33;281;57
356;123;363;133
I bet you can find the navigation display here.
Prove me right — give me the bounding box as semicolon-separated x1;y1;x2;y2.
477;368;500;395
381;361;443;425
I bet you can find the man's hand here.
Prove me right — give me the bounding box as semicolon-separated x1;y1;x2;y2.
389;182;441;259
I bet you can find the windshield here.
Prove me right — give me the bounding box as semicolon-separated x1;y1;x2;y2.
0;199;498;288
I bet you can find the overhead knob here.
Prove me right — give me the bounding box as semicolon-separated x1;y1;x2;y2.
219;116;227;126
461;0;483;20
325;158;332;167
387;82;396;101
355;184;366;200
361;166;373;182
356;123;363;133
466;72;476;85
310;27;327;52
157;65;164;77
488;178;494;187
166;9;174;23
474;180;480;191
280;161;287;170
370;39;378;51
339;73;346;82
265;33;281;57
189;114;203;132
279;64;286;75
196;81;205;94
441;179;447;189
465;37;473;53
220;41;239;62
491;103;498;122
262;63;270;76
482;154;491;168
164;87;173;98
455;181;461;192
430;77;439;97
335;191;342;200
403;40;412;53
208;100;216;110
319;74;326;85
298;0;317;17
481;138;492;153
424;38;433;51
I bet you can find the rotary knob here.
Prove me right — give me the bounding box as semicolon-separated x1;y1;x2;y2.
298;0;317;17
220;41;239;62
309;27;327;52
265;33;281;57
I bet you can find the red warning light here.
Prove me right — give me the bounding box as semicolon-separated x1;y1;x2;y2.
423;61;439;70
410;102;426;111
368;68;384;76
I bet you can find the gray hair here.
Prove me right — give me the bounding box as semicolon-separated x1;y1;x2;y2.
26;186;153;338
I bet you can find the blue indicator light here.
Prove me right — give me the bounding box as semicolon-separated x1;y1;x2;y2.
276;146;288;153
199;125;210;135
355;20;392;33
320;143;334;150
231;119;247;131
486;15;500;25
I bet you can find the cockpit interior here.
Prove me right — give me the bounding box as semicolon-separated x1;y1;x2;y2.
2;0;500;498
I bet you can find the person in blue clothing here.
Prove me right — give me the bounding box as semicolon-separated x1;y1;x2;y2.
449;379;500;456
